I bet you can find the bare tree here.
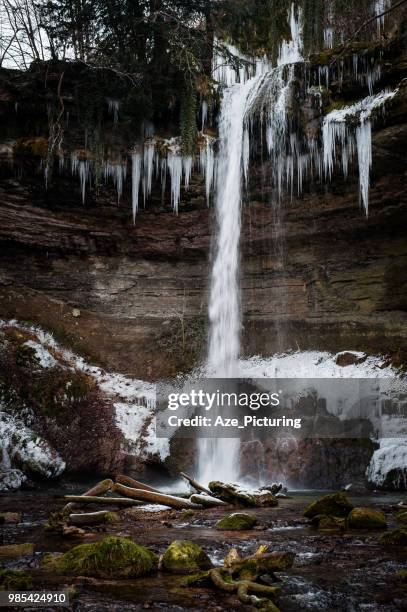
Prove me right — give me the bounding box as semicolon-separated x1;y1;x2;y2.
0;0;50;68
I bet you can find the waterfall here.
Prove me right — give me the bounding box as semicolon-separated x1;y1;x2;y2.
197;3;303;486
197;74;267;485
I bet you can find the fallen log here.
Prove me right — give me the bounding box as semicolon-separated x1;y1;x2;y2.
115;474;161;493
64;495;143;506
190;493;227;507
113;482;201;510
68;511;120;526
180;472;211;495
62;479;114;515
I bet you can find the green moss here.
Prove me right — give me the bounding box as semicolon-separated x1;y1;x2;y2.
161;540;212;574
0;569;33;591
395;510;407;524
379;528;407;546
55;536;158;578
347;507;386;530
182;570;211;586
311;514;346;529
181;510;195;520
215;513;257;531
395;569;407;582
303;492;353;519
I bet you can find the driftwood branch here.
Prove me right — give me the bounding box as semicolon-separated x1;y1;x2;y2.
68;511;118;526
115;474;161;493
62;479;113;514
180;472;211;495
113;482;201;510
64;495;142;507
190;493;227;507
209;569;281;610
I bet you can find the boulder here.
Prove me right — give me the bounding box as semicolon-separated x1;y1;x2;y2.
347;507;386;529
215;513;257;530
303;492;353;519
161;540;212;574
379;528;407;546
335;352;366;367
0;511;21;524
54;536;158;578
0;569;32;590
208;482;278;507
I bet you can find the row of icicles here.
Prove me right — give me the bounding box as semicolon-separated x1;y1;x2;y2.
63;1;396;220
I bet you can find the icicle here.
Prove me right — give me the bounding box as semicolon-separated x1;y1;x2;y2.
324;27;333;49
278;3;303;66
131;151;142;222
374;0;392;35
78;161;90;204
104;161;127;202
167;151;183;213
143;142;155;205
107;99;120;124
183;156;193;189
322;89;398;215
201;100;208;131
71;154;90;204
199;138;215;205
356;121;372;215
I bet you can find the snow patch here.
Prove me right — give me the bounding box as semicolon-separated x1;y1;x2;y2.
24;340;57;368
366;438;407;489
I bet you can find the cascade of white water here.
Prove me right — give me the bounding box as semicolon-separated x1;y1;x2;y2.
197;3;303;485
198;75;266;484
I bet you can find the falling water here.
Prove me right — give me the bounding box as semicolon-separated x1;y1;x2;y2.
197;3;303;485
197;74;267;485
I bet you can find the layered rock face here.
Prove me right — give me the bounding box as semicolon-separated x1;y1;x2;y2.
0;121;405;379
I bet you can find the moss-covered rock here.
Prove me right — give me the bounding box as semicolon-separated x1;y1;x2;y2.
347;507;386;529
395;569;407;582
215;513;257;530
0;569;33;591
379;528;407;546
395;510;407;524
303;492;353;519
161;540;212;574
55;536;158;578
0;543;34;559
311;514;346;529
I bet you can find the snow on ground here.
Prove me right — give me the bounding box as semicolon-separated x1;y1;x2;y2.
366;438;407;488
237;350;398;378
2;320;405;476
0;320;164;462
23;340;57;369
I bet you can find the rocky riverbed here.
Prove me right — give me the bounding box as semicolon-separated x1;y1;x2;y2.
1;484;406;611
